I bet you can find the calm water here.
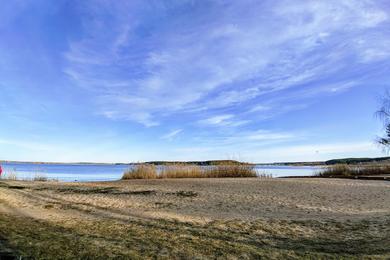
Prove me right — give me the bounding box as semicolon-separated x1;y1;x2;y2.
0;162;321;182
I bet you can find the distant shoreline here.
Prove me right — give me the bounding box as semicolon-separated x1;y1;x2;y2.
1;156;390;166
0;161;130;166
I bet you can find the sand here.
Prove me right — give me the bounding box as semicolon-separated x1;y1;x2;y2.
0;178;389;259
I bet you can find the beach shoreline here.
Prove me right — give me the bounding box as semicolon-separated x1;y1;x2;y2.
0;178;389;258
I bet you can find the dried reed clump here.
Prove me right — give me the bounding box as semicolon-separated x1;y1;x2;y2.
122;164;158;179
317;164;390;177
204;164;258;178
160;165;203;178
122;163;258;179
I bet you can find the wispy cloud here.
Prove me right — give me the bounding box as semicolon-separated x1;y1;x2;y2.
198;114;250;127
245;130;294;141
63;0;389;128
2;0;388;163
161;129;182;141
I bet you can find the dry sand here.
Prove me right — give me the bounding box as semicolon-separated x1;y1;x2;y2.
0;178;389;259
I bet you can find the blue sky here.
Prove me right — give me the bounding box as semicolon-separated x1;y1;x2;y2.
1;0;390;163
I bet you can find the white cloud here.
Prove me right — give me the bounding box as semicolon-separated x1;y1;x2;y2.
198;114;250;127
246;131;294;141
198;114;234;125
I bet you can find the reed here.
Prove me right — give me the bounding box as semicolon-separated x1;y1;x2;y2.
160;165;203;178
317;164;390;177
122;164;158;179
205;164;257;178
122;163;258;179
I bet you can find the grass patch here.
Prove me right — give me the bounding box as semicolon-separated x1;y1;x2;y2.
0;214;388;259
169;190;198;197
54;186;156;196
56;186;118;194
317;164;390;177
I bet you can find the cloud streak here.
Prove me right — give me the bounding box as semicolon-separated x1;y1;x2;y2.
161;129;183;141
2;0;389;163
64;0;389;129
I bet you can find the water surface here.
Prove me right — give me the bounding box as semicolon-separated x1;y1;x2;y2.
0;162;321;182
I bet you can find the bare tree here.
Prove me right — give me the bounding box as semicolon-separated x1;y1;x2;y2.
376;91;390;148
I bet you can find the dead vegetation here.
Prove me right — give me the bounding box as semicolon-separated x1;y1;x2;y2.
0;213;389;259
122;164;158;179
122;163;258;179
317;164;390;177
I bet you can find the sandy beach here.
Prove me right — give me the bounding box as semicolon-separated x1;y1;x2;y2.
0;178;389;258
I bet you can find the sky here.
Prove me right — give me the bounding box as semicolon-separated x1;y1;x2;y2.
1;0;390;163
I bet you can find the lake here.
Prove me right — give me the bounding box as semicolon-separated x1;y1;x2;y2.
0;162;322;182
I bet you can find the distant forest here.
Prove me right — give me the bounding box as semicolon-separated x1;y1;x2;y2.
271;157;390;166
324;157;390;165
141;160;252;166
2;157;390;166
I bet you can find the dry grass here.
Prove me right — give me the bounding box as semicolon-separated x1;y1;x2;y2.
1;213;389;259
122;164;158;179
0;172;53;182
2;172;18;181
318;164;390;177
123;164;258;179
33;174;48;182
